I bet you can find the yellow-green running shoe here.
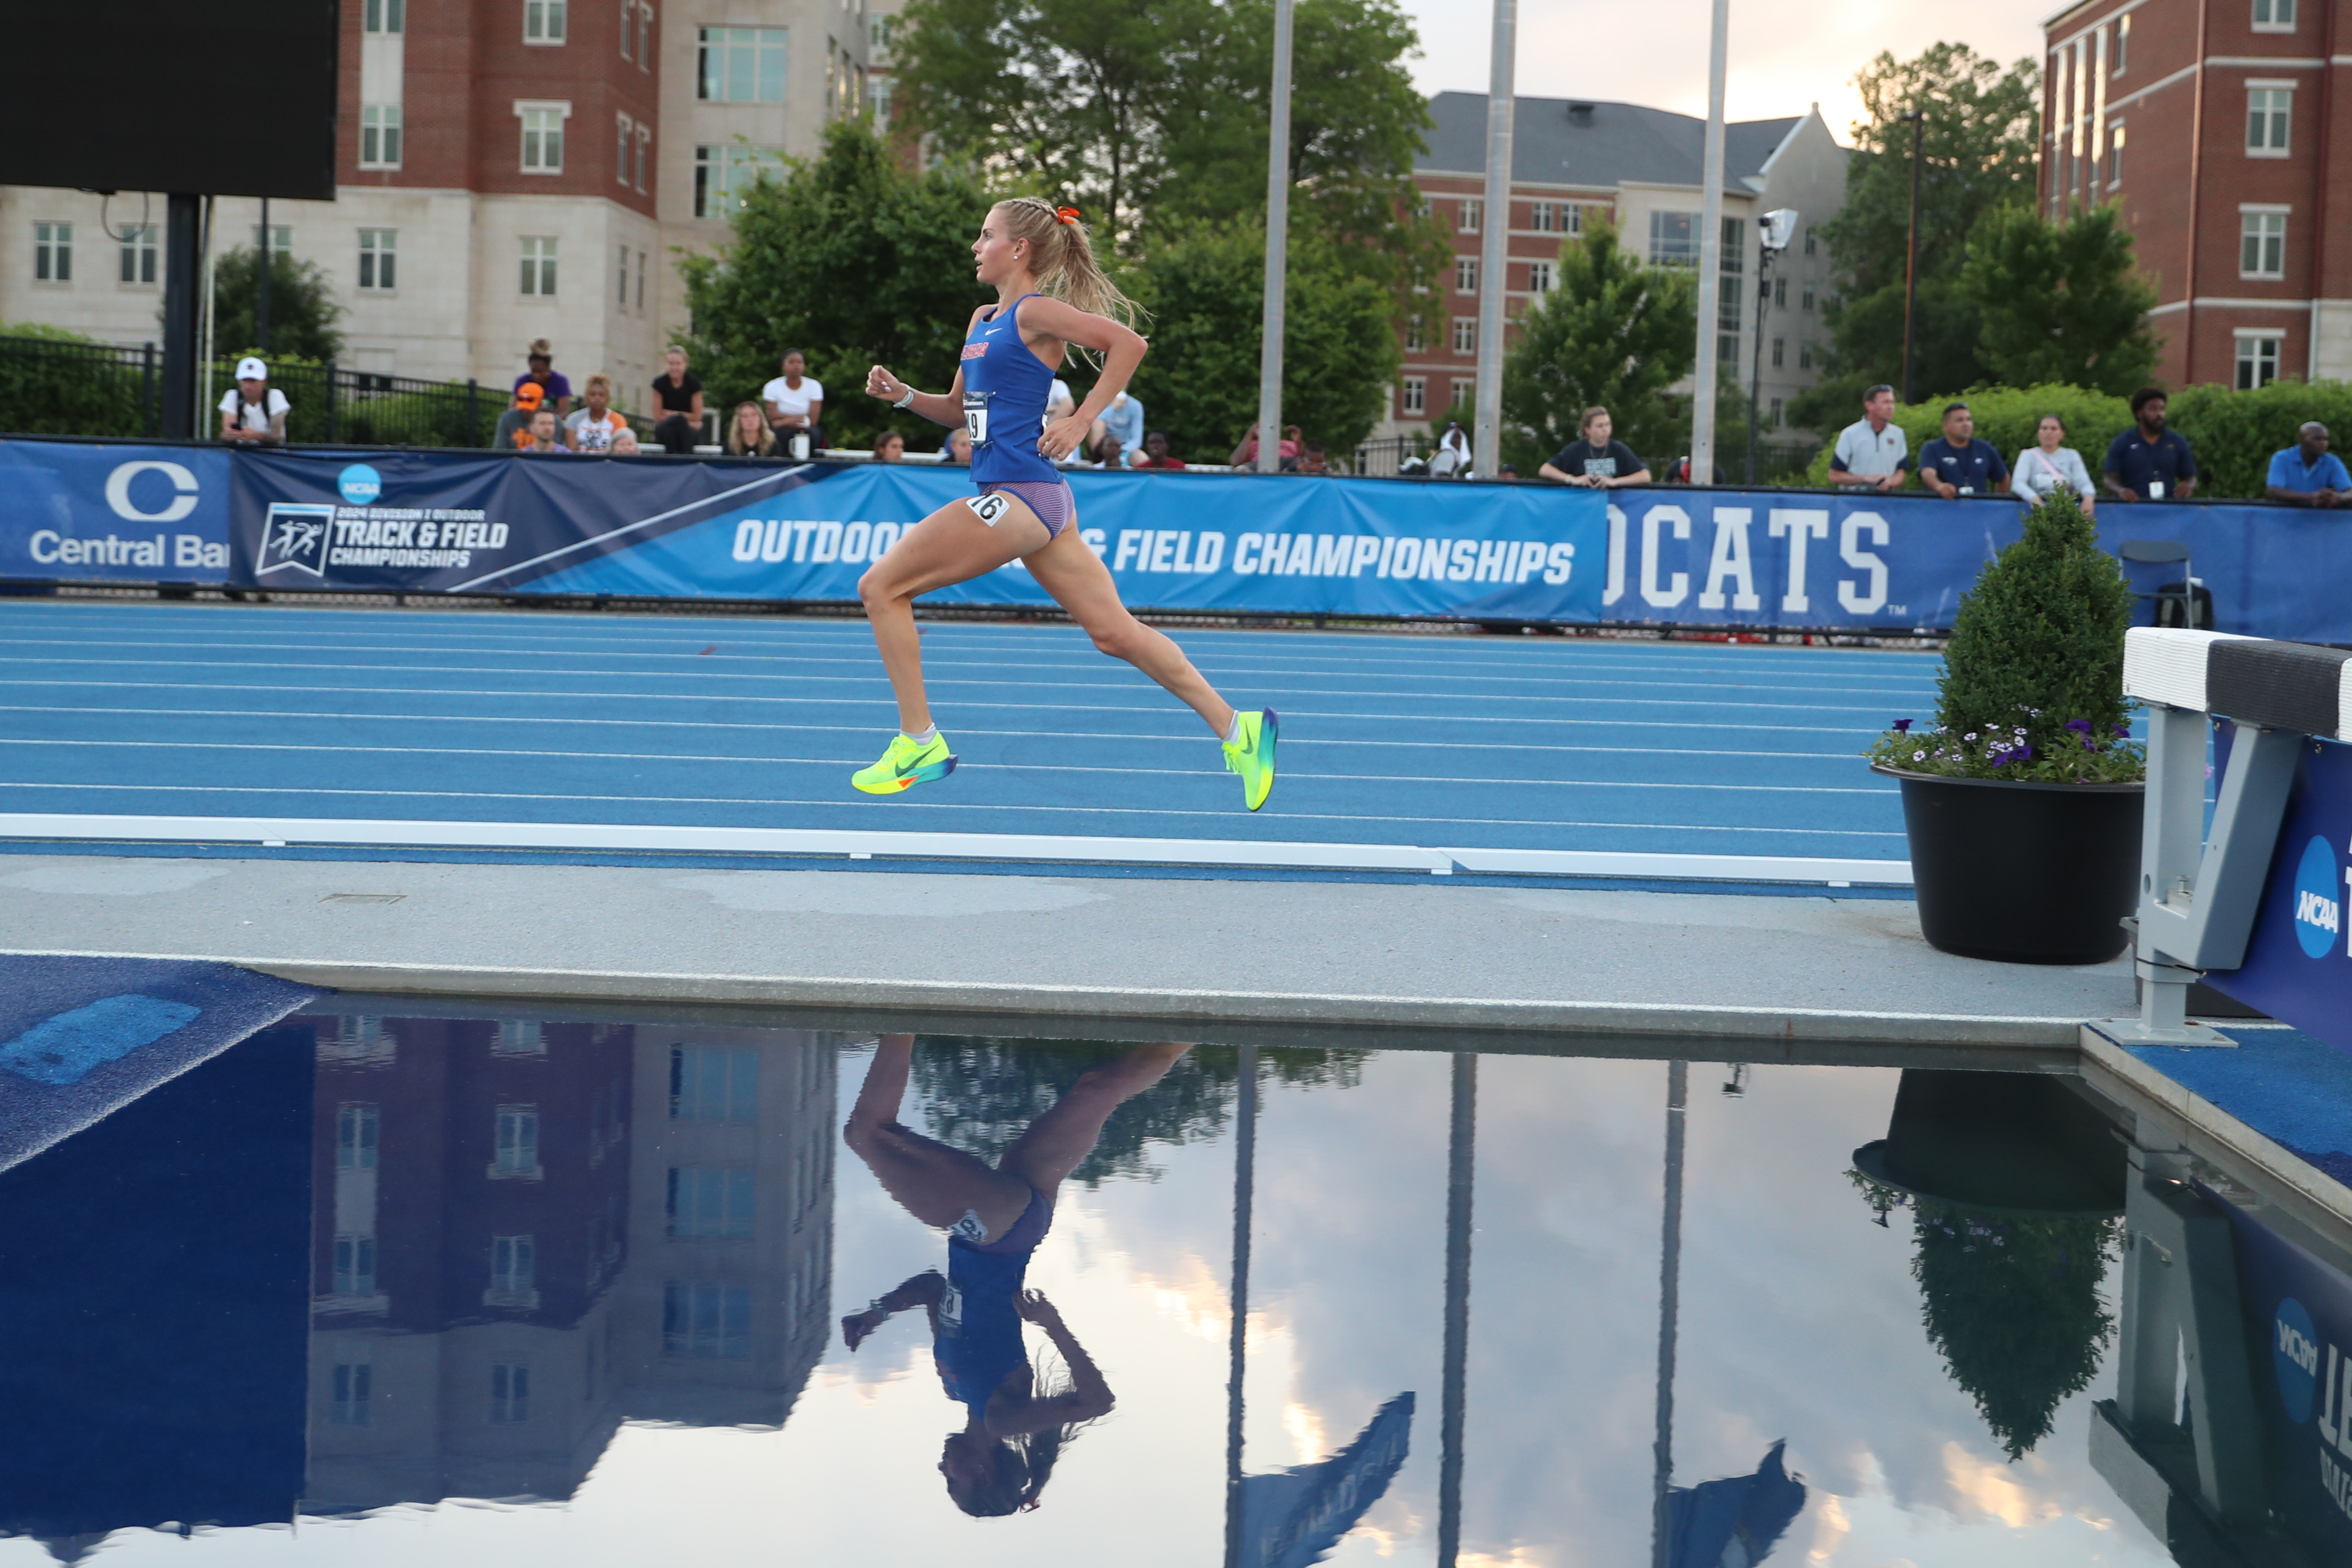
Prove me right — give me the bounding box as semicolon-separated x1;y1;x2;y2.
852;731;957;794
1223;709;1277;811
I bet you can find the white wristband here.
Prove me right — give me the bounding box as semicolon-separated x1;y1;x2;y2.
893;388;916;410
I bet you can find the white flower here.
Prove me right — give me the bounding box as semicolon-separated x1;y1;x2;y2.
1913;749;1926;760
1964;732;1977;741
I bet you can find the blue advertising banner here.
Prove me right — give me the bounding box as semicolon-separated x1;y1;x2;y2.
5;438;2350;637
2205;727;2352;1047
2217;1189;2352;1558
0;442;233;583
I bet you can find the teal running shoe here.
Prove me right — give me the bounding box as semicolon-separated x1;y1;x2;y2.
1223;709;1277;811
852;731;957;794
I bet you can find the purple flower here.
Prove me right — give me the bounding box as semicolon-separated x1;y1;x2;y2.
2065;720;2092;734
1893;719;1914;733
2112;722;2131;738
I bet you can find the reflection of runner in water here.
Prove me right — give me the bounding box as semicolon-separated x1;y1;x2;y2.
841;1036;1189;1516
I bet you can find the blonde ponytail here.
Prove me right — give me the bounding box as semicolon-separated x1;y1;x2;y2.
994;198;1146;334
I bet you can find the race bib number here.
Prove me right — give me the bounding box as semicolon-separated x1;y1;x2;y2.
961;390;991;446
966;492;1014;527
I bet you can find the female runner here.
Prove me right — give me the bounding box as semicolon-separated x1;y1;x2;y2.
855;198;1277;810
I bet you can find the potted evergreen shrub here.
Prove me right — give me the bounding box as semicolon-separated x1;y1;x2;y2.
1863;492;2144;963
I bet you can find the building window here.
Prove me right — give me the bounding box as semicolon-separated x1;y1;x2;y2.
636;123;651;192
2235;334;2282;389
1771;276;1785;308
33;222;70;282
2114;13;2129;73
493;1103;542;1170
2252;0;2297;29
2240;209;2287;278
636;247;646;309
1770;337;1784;369
1404;318;1425;351
1769;397;1784;428
519;104;566;172
493;1019;544;1056
668;1166;756;1238
337;1103;381;1166
620;0;633;58
118;224;157;286
1800;280;1815;312
1529;260;1553;293
1565;203;1583;235
1648;210;1697;266
1451;317;1476;355
1402;376;1426;415
490;1364;530;1423
1531;200;1554;233
331;1364;373;1426
638;3;652;65
525;0;567;42
1454;255;1477;294
2108;120;2125;185
2247;86;2293;155
332;1233;377;1296
670;1044;757;1120
360;104;402;168
1458;198;1481;234
254;224;291;256
1801;227;1816;257
617;244;631;303
489;1234;536;1304
1799;340;1815;370
364;0;404;30
1449;377;1474;411
617;113;633;183
1720;216;1745;274
693;144;785;217
1718;274;1743;334
665;1281;751;1358
699;25;788;101
1718;333;1741;368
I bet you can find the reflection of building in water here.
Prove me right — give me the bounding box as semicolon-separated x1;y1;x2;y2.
304;1016;836;1515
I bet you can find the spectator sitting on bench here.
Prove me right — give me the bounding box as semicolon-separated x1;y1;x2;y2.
726;400;779;458
565;374;630;453
494;382;545;450
1131;430;1186;470
2266;422;2352;509
650;347;704;455
218;357;289;447
521;408;569;454
873;430;907;464
611;428;641;455
942;427;972;466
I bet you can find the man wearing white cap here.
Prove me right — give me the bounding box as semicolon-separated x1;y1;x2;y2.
218;356;289;446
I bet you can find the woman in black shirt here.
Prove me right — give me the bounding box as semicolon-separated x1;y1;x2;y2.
650;346;705;454
1540;405;1652;488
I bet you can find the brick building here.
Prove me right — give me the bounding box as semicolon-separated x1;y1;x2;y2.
0;0;873;414
1386;92;1848;444
2043;0;2350;387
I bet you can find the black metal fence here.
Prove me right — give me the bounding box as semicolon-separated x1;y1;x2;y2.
0;336;164;439
1352;435;1427;476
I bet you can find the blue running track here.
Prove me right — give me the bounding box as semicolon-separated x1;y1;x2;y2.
0;600;1941;870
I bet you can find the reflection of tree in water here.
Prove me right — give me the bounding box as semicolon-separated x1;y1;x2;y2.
1852;1172;2120;1460
905;1039;1365;1186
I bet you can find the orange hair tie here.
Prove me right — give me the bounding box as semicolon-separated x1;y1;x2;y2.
1055;206;1082;226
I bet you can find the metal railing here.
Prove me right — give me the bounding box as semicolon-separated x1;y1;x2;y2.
0;335;163;439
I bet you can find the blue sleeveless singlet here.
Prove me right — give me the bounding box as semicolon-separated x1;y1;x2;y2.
961;294;1061;486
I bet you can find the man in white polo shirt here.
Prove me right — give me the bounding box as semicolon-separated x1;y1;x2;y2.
1828;384;1909;492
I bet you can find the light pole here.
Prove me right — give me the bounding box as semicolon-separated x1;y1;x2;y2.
1898;110;1924;406
1689;0;1730;484
1470;0;1516;479
1745;208;1798;485
1252;0;1296;474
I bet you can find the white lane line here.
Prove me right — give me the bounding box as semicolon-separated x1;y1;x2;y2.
0;811;1914;884
0;737;1897;793
0;705;1887;760
0;782;1904;836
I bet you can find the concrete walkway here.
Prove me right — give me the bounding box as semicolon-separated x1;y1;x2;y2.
0;853;2134;1048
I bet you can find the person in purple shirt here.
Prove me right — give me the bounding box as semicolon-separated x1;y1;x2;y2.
511;338;573;417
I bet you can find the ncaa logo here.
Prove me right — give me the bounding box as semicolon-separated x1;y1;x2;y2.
257;502;336;577
2277;1296;2321;1422
2292;835;2344;959
338;463;383;506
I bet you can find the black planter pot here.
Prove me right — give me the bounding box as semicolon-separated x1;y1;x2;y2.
1874;765;2144;965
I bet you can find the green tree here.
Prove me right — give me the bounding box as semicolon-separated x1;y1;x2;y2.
1962;205;2159;394
678;121;995;450
208;245;344;362
1123;220;1400;459
891;0;1429;245
1497;217;1696;473
1806;43;2040;411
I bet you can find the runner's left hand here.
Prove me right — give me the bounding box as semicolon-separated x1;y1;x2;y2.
1039;414;1091;462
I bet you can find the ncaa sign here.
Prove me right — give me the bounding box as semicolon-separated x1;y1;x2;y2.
2295;836;2347;959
